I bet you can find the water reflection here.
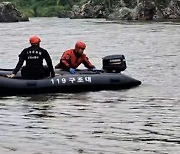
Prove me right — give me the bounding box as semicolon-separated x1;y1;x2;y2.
19;95;55;119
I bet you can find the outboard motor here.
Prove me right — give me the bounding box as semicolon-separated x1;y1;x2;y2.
102;55;127;73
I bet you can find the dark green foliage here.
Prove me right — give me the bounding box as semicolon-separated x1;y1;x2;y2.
0;0;80;16
155;0;171;9
0;0;172;17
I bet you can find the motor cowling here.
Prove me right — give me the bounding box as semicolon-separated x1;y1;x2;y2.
102;55;127;73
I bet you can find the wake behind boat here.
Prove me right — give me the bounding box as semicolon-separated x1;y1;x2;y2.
0;55;141;96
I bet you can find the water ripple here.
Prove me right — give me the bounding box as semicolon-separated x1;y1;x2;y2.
0;18;180;154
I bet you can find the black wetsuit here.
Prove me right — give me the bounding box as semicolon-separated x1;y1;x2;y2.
13;45;55;79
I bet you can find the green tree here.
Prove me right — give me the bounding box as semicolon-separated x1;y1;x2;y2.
0;0;173;17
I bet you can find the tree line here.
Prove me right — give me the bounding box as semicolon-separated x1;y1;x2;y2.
0;0;171;17
0;0;82;17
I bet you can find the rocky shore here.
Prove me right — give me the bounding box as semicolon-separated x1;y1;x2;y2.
0;2;28;22
59;0;180;21
1;0;180;22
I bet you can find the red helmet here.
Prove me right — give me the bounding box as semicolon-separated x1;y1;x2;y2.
29;36;41;44
75;41;86;50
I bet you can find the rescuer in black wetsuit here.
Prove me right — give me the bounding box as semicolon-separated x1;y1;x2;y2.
7;36;55;79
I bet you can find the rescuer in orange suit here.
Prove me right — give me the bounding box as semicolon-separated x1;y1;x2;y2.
55;41;96;74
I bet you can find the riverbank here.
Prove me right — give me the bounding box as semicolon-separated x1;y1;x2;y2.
1;0;180;22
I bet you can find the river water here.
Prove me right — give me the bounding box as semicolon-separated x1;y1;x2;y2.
0;18;179;154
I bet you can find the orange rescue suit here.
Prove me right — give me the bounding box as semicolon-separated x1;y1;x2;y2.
55;49;94;70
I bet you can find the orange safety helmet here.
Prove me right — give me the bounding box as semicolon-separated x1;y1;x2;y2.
75;41;86;50
29;36;41;44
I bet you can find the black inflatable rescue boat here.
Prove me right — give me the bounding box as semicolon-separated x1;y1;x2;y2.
0;55;141;96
